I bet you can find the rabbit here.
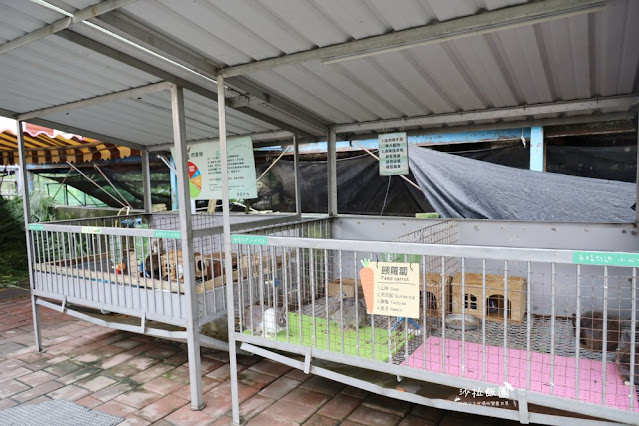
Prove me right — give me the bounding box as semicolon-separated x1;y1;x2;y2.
615;341;639;385
571;311;622;352
327;295;367;331
243;305;287;336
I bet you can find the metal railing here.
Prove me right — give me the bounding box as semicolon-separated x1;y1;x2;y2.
230;233;638;424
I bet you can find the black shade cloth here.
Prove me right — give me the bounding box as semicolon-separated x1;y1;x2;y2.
409;147;635;222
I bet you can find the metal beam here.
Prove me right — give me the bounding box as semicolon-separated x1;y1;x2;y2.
0;107;145;150
141;149;152;213
16;81;173;121
529;126;545;172
220;0;606;77
68;12;329;134
636;115;639;223
342;111;637;142
217;74;241;425
146;130;294;152
169;84;204;410
16;121;42;351
333;95;639;134
327;129;337;216
55;30;320;137
0;0;138;55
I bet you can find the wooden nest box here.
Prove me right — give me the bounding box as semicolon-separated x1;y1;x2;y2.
451;272;526;324
421;273;453;318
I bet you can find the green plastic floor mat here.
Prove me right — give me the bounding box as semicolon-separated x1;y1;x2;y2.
245;312;412;362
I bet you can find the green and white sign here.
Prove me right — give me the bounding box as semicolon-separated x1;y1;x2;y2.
81;226;101;234
171;136;257;201
154;230;182;239
379;132;408;176
28;224;45;231
573;251;639;267
231;235;268;246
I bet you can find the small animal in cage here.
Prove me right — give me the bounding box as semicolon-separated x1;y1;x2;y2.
143;240;163;279
571;311;622;352
327;295;367;331
243;305;287;336
615;341;639;385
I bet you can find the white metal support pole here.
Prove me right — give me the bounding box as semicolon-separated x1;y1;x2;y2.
218;75;241;425
327;129;337;216
16;121;41;351
293;135;302;215
636;115;639;223
529;126;545;172
170;85;204;410
141;149;152;213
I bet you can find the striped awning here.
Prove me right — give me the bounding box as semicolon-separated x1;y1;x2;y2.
0;125;139;165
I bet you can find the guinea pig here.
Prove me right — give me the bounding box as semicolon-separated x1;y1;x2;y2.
571;311;622;352
615;342;639;385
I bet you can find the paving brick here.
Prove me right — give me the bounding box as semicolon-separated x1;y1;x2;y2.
238;368;278;390
142;345;178;359
163;351;189;366
56;365;102;385
164;403;219;426
11;380;63;403
0;397;17;410
0;357;26;373
303;413;341;426
438;413;496;426
19;395;52;406
76;375;117;392
73;353;102;364
93;382;136;402
203;349;230;363
284;368;311;382
261;400;318;423
76;395;103;409
362;394;412;417
300;376;345;396
136;394;188;422
210;380;258;403
399;414;438;426
258;376;301;399
162;365;190;384
98;352;136;369
16;369;56;386
0;366;32;383
210;416;234;426
126;355;159;371
282;388;330;408
347;405;401;426
114;389;163;409
205;363;248;381
249;359;292;377
96;400;138;417
245;411;298;426
340;385;369;399
48;384;92;401
410;404;445;422
238;394;276;420
200;393;234;421
118;415;151;426
42;359;83;377
317;393;362;420
172;376;220;400
112;338;146;350
129;363;174;384
102;363;143;380
0;379;30;399
141;376;184;395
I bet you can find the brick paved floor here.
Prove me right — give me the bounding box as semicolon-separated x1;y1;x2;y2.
0;296;524;425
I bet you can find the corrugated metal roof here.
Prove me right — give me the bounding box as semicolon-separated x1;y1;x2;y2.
0;0;636;147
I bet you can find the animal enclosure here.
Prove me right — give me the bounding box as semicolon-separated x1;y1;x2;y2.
231;217;639;424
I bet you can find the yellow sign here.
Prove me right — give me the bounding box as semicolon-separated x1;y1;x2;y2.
359;260;420;318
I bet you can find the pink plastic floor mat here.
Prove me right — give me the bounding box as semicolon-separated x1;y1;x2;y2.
404;336;638;411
